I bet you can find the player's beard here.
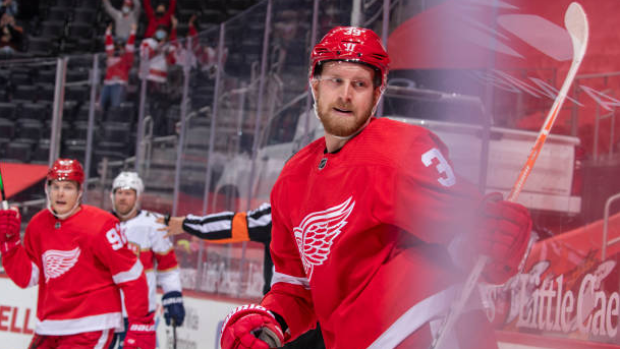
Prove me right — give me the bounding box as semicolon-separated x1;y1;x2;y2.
115;200;135;217
316;96;376;138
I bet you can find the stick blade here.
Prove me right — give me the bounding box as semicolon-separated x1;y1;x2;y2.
565;2;589;59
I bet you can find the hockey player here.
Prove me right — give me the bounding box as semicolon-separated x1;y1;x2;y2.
159;204;325;349
219;26;533;349
0;159;155;349
108;171;185;348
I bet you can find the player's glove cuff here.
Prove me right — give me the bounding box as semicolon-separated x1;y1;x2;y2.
124;313;156;349
476;193;532;284
220;304;285;349
162;291;185;326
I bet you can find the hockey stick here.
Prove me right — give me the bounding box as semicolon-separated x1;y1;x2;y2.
430;3;589;348
172;318;177;349
0;163;8;210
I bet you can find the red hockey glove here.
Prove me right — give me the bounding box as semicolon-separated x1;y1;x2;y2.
474;193;532;284
0;209;21;254
123;313;156;349
220;304;285;349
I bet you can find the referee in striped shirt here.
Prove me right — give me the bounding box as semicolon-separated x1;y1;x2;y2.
158;203;273;294
157;203;325;349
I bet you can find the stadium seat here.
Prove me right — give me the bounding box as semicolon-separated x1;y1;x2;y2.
97;140;128;155
62;141;86;164
72;120;90;139
16;119;44;143
178;0;202;11
9;72;31;86
93;149;126;166
65;85;88;102
67;55;93;69
66;68;90;83
0;118;15;139
34;68;57;84
47;6;72;22
201;9;224;24
55;0;75;8
38;20;66;39
12;85;38;103
4;142;33;163
0;102;16;120
66;23;93;39
62;100;79;121
75;105;102;122
73;8;97;24
21;102;48;121
98;122;131;143
75;38;95;53
37;83;56;102
107;103;135;123
32;140;51;164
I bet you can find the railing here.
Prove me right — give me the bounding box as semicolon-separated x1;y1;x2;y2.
601;192;620;260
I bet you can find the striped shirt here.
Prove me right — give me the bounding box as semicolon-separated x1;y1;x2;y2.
183;203;273;294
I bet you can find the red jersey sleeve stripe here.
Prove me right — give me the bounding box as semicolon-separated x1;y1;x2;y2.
271;270;310;290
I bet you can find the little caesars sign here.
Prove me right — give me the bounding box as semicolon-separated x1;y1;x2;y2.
487;257;620;339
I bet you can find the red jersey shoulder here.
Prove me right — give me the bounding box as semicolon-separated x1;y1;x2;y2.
364;117;451;163
80;205;119;225
29;208;55;225
75;205;120;237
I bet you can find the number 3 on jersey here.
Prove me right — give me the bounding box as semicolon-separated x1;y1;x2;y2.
106;224;128;250
421;148;456;187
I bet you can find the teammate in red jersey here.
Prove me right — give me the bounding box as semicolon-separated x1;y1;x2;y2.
219;26;532;349
0;159;155;349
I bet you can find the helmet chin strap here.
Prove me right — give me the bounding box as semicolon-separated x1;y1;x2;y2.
45;184;83;220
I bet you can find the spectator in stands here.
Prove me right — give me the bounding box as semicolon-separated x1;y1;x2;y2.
103;0;141;41
0;12;22;56
143;0;176;38
186;14;224;76
100;24;136;112
0;0;17;17
140;20;176;135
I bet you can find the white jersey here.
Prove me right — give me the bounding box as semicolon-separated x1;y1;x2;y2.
119;210;182;314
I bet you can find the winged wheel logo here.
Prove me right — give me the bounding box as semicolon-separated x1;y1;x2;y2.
42;247;81;282
293;197;355;281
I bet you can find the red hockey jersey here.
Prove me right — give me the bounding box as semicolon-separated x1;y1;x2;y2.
1;205;149;335
262;118;498;349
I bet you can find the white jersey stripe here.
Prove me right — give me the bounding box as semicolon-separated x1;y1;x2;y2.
28;262;40;287
94;329;110;349
112;260;144;284
271;270;310;290
36;312;122;335
366;284;483;349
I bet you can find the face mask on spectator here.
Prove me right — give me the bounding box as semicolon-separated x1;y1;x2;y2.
155;30;166;41
122;6;131;14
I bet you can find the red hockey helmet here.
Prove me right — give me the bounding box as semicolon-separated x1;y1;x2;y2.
310;26;390;90
47;159;85;185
